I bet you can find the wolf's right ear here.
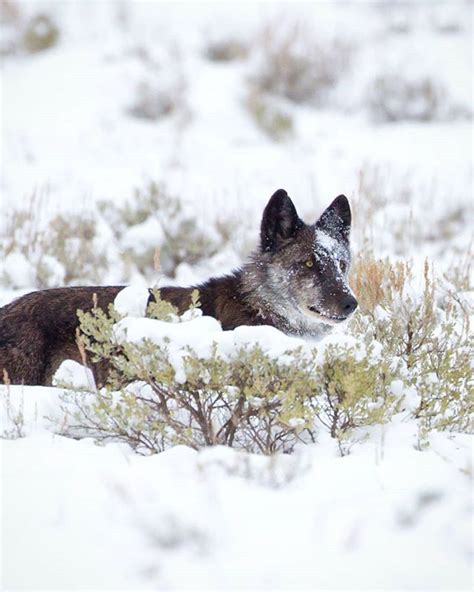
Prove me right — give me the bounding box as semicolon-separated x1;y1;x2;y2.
316;194;351;241
260;189;303;252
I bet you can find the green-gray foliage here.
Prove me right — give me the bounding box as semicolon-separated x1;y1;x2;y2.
309;343;401;453
62;292;403;455
350;256;473;440
60;257;472;456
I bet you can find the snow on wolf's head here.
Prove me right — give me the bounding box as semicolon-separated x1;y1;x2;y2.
245;189;358;337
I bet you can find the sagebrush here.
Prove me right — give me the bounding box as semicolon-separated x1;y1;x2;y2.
59;291;403;455
58;255;474;454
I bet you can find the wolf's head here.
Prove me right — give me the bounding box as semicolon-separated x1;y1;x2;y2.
244;189;357;337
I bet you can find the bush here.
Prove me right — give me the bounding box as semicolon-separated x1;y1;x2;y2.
127;77;188;122
246;91;293;141
0;0;21;56
367;73;469;122
22;13;59;54
354;164;471;258
414;326;473;443
99;182;225;277
250;21;352;106
350;256;473;438
59;293;402;456
126;45;190;123
308;341;401;454
56;254;472;455
0;196;109;288
205;38;248;62
1;383;25;440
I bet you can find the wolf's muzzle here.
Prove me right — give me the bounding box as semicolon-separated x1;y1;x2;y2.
342;294;358;316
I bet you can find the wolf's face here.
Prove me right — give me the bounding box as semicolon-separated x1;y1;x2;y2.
251;189;357;336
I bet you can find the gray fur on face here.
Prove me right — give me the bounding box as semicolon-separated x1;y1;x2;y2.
241;202;357;339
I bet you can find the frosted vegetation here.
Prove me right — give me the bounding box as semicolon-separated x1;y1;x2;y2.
1;1;472;589
56;263;471;456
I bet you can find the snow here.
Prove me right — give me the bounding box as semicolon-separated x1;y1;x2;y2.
52;359;96;391
1;391;472;590
1;304;472;588
315;229;339;252
115;313;306;356
113;284;150;318
2;252;35;289
1;1;473;590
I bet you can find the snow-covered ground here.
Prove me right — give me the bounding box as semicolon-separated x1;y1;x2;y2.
2;381;473;590
1;1;473;590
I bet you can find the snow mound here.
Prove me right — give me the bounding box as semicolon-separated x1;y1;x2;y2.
1;414;472;590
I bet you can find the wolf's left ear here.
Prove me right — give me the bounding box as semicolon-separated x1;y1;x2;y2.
315;194;351;241
261;189;303;252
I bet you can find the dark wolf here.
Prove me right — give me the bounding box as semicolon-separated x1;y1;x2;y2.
0;189;358;386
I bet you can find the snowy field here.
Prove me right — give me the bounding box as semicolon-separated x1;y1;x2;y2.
1;1;473;590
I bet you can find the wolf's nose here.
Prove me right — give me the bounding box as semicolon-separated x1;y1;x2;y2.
342;295;358;315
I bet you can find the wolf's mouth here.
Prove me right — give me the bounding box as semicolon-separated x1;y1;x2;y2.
306;306;348;323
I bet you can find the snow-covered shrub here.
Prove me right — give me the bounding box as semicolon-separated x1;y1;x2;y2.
443;252;472;293
250;21;352;106
0;4;59;57
22;13;59;54
126;45;189;123
99;182;224;277
354;164;472;258
0;383;25;439
367;73;468;122
0;199;109;288
414;323;473;444
309;342;401;454
350;256;473;438
43;215;109;284
60;292;402;455
245;91;293;141
127;76;188;122
0;0;21;56
0;0;19;23
204;38;248;62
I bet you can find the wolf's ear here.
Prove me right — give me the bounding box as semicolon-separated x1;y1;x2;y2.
260;189;302;252
316;194;351;241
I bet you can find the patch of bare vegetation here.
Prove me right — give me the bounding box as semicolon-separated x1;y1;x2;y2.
0;3;59;56
128;76;188;122
0;194;108;288
22;13;59;54
245;91;293;141
58;254;473;457
249;20;353;106
353;164;473;258
205;38;248;62
126;46;190;123
99;182;229;278
367;73;470;122
59;292;402;456
350;255;473;444
1;382;25;440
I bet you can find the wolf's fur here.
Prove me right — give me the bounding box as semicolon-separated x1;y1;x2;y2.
0;189;357;386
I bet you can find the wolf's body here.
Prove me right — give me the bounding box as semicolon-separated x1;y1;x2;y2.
0;189;357;386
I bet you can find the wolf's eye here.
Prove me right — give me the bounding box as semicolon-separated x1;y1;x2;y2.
304;259;314;268
339;260;347;273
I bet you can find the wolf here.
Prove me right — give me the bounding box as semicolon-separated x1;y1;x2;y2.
0;189;357;386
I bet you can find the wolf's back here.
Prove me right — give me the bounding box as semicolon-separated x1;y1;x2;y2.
0;286;124;385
